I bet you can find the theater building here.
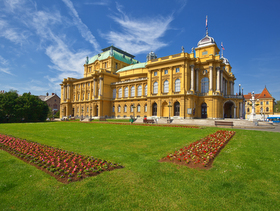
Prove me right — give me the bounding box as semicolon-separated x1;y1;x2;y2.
60;32;244;119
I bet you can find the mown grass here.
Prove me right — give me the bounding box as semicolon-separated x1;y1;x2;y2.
0;122;279;210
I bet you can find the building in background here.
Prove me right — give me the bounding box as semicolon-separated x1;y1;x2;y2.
39;93;60;114
60;28;244;119
244;87;275;120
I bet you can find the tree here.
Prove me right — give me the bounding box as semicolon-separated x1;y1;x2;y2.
0;91;49;123
274;100;280;113
0;90;19;122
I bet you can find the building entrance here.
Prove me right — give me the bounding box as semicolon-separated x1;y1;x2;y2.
152;103;157;116
224;101;234;118
201;103;207;118
174;102;180;116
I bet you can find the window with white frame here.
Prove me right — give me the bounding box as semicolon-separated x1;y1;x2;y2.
118;88;122;98
201;77;209;93
124;87;128;97
145;85;147;96
137;85;142;96
124;105;127;112
153;82;158;94
137;104;140;112
163;80;169;93
144;104;147;112
176;68;180;73
131;86;135;97
113;89;116;98
118;105;121;112
175;79;180;92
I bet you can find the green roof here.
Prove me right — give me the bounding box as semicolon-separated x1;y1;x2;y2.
87;48;139;65
116;62;147;73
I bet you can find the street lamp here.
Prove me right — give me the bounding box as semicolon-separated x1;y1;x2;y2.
90;107;92;120
81;107;84;119
168;102;172;123
132;104;136;119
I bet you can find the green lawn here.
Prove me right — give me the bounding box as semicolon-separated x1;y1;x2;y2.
0;122;279;210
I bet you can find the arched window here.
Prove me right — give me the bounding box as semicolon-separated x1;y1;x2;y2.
118;105;121;112
118;88;122;98
163;80;169;93
131;86;135;97
153;82;158;94
124;105;127;112
124;87;128;97
266;107;269;112
247;108;250;112
145;85;147;96
112;89;116;98
201;77;209;93
175;79;180;92
137;85;142;96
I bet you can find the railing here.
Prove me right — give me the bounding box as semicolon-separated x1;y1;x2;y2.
224;95;244;99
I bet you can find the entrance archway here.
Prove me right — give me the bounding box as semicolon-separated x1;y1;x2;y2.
95;105;98;117
224;101;234;118
201;103;207;119
162;102;168;117
152;103;157;116
174;102;180;116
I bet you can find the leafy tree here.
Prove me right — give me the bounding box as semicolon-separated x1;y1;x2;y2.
0;91;49;123
54;110;60;118
0;90;19;122
274;100;280;113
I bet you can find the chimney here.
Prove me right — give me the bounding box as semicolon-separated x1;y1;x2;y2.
52;93;54;95
46;92;49;96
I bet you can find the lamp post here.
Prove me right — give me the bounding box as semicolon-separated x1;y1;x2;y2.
132;104;136;119
81;107;84;119
168;102;172;123
90;107;92;120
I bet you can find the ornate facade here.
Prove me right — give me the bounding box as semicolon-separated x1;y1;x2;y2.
60;33;243;119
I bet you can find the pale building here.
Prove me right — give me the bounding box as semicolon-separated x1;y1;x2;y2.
244;87;275;120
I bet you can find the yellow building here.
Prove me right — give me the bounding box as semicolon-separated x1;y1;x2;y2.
244;87;275;120
60;32;244;119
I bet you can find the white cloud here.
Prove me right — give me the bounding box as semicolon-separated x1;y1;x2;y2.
0;67;13;75
0;55;9;65
62;0;100;51
84;0;111;6
101;3;173;55
3;0;25;13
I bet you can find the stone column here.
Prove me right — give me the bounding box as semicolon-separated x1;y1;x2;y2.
216;67;220;92
209;66;213;91
234;106;237;119
99;77;103;96
93;78;97;98
220;69;223;94
181;65;185;94
170;67;173;93
67;84;70;100
195;68;199;93
190;65;194;91
159;69;162;94
63;85;66;101
148;70;152;96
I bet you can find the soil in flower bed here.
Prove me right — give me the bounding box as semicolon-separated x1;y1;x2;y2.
0;134;123;184
159;130;235;170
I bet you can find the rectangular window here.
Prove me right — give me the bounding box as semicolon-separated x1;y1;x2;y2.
176;68;180;73
154;71;157;76
118;106;121;112
105;62;107;68
77;108;79;113
137;105;140;112
87;107;89;112
202;51;208;55
89;67;91;72
144;105;147;112
88;93;90;100
112;106;115;112
88;82;90;86
164;70;168;74
116;63;118;69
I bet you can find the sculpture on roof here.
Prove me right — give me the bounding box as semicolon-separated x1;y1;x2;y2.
146;51;157;61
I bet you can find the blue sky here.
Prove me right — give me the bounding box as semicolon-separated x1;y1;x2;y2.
0;0;280;100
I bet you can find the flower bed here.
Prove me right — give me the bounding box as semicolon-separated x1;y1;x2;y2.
159;130;235;169
0;134;123;184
